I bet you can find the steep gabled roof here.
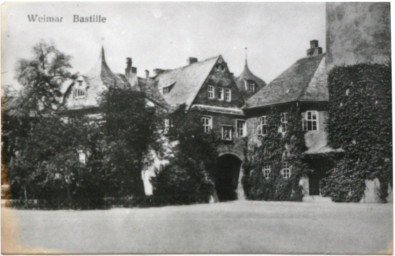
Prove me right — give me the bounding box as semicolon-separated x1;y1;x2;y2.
154;56;220;108
236;60;266;99
244;54;327;109
83;47;129;89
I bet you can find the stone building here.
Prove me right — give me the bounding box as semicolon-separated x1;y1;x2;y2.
243;40;336;197
150;55;263;201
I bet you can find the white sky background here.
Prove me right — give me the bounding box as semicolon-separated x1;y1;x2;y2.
2;2;326;90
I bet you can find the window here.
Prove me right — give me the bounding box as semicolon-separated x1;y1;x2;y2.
221;126;233;141
246;80;256;93
258;116;268;136
262;164;271;179
281;162;291;178
225;88;231;102
217;88;224;101
236;120;247;137
201;116;212;133
164;118;174;135
163;86;171;94
73;88;86;99
303;111;319;131
280;112;288;133
216;64;225;71
77;150;86;165
208;85;215;99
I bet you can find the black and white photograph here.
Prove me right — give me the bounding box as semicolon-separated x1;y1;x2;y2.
1;1;393;254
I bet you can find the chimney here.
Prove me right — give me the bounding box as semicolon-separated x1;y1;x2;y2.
125;57;132;75
145;70;150;79
306;40;323;57
126;57;132;68
132;67;137;74
187;57;198;65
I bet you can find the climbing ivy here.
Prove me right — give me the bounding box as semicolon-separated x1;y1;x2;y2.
324;64;392;202
242;105;308;201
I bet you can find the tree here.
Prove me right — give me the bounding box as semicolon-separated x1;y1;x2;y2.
99;88;161;197
4;41;75;202
15;41;73;116
7;115;105;206
151;105;218;204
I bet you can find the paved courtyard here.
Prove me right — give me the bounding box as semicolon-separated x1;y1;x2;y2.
2;200;393;254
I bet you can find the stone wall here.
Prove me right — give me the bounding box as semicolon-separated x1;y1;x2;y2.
326;2;391;71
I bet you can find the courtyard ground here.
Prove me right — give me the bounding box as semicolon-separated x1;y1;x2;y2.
2;200;393;254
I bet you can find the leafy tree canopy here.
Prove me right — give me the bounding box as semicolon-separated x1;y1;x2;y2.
15;41;74;115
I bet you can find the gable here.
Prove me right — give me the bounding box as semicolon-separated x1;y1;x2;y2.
155;56;219;108
61;75;107;110
192;57;244;108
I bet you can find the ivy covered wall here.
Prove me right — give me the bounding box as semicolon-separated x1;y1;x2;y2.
242;105;308;201
323;64;392;202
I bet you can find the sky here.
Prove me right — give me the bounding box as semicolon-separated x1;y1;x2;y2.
2;2;326;90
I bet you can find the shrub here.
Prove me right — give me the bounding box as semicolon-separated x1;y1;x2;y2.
151;159;214;205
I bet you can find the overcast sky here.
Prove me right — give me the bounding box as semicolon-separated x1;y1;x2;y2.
2;2;326;90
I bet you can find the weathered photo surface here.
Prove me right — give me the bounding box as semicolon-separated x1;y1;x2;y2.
1;2;392;254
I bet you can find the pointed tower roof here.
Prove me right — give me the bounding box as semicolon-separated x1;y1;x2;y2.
235;49;266;100
84;46;129;89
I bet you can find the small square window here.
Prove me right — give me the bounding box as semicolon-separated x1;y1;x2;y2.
225;89;232;102
280;112;288;133
208;85;215;99
281;162;291;179
77;150;86;165
302;111;319;131
236;120;247;137
201;116;213;133
258;116;268;136
262;164;271;179
221;126;233;141
246;80;256;93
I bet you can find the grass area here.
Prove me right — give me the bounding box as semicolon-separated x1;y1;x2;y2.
2;200;393;254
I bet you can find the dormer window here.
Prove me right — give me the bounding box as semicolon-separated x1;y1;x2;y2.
163;86;171;94
208;85;215;99
217;88;224;101
162;82;175;94
246;80;256;93
73;88;86;99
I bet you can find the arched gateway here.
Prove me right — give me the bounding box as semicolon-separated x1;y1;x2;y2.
215;154;244;201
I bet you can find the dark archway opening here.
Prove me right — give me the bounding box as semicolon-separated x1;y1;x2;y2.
215;154;242;201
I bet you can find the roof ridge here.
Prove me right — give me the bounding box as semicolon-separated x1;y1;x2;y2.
159;55;220;74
